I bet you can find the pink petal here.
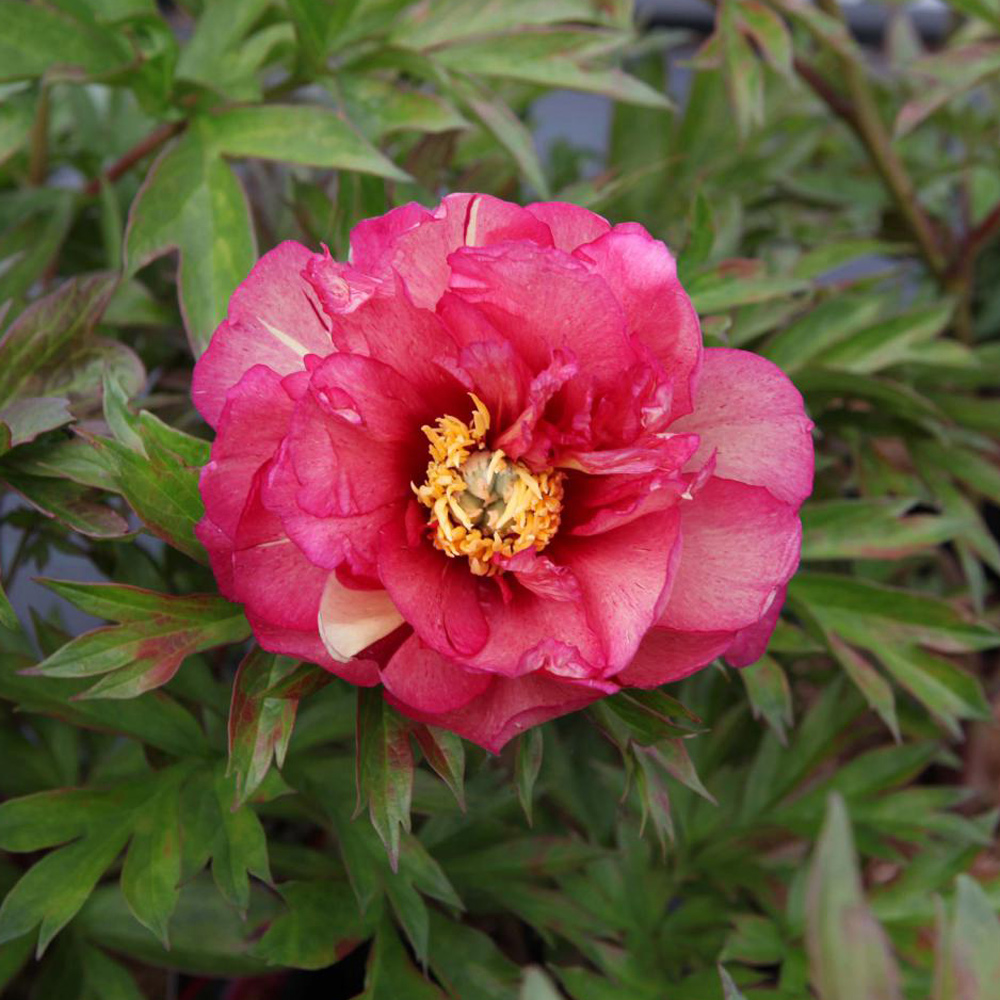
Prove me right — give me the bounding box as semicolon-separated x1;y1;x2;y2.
199;365;294;540
377;504;490;660
447;242;634;391
671;348;814;507
195;517;236;599
724;584;786;667
385;663;609;753
349;194;552;310
557;505;682;673
526;202;611;252
658;477;802;634
574;223;702;421
616;627;734;688
192;242;333;428
380;635;492;714
317;573;404;662
565;470;684;537
493;550;582;603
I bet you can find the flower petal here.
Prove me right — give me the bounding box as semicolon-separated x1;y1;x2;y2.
574;223;701;421
380;635;492;715
192;242;332;428
658;477;802;634
671;347;814;507
318;573;404;662
616;627;734;688
724;584;786;667
526;202;611;252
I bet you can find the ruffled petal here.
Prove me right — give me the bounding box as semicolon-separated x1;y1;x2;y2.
658;477;802;634
724;584;786;667
380;634;492;715
192;242;333;428
385;656;611;753
671;348;814;507
557;505;682;673
616;627;734;688
526;202;611;252
574;223;702;421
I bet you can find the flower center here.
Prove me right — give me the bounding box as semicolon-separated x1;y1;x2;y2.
414;395;564;576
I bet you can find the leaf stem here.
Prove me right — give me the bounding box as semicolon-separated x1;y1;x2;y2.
811;0;948;280
83;121;185;197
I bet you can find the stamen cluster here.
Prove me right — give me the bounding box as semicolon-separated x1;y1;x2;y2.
414;395;564;576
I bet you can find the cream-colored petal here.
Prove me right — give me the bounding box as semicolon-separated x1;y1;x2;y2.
317;573;404;662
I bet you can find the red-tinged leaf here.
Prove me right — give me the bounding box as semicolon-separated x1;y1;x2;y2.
26;582;249;699
412;724;465;811
806;794;903;1000
649;739;716;805
1;470;130;539
740;655;794;744
515;727;543;826
828;634;900;742
356;689;413;872
228;647;303;808
738;1;793;77
632;745;674;852
932;875;1000;1000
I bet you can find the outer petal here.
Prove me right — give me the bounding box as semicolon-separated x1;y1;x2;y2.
526;202;611;252
318;574;404;662
192;242;333;428
556;506;682;674
658;477;802;634
724;584;786;667
671;348;814;507
573;223;702;421
199;365;293;539
616;627;733;688
385;652;611;754
380;635;492;715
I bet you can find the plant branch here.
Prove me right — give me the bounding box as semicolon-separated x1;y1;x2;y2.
808;0;948;280
950;201;1000;280
83;121;185;197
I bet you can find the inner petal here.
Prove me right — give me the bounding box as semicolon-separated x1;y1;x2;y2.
414;395;564;576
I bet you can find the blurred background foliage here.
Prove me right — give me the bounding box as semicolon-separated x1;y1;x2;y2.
0;0;999;997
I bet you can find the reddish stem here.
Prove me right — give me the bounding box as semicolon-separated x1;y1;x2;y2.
83;120;184;196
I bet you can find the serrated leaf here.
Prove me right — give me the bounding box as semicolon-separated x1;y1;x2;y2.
124;126;257;356
412;724;465;811
228;647;302;807
515;727;544;826
28;582;249;698
356;689;413;872
209;769;272;913
806;795;903;1000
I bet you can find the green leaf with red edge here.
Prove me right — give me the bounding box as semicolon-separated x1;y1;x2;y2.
356;689;413;872
26;580;249;699
827;634;900;741
228;647;303;808
515;727;544;826
0;469;130;539
631;745;674;851
740;654;794;744
738;1;793;77
806;794;903;1000
360;915;447;1000
649;739;716;805
596;688;704;748
932;875;1000;1000
412;724;466;811
251;880;377;970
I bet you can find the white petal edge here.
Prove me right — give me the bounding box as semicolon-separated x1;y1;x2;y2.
317;573;404;662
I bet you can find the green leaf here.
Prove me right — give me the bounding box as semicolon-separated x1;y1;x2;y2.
361;916;446;999
806;795;903;1000
412;724;465;811
205;105;409;181
0;573;15;630
718;965;749;1000
0;817;132;956
28;581;249;698
827;634;900;742
521;966;564;999
0;3;132;82
800;498;962;560
0;272;118;408
0;470;130;538
433;31;671;109
738;2;794;77
687;267;809;314
0;397;74;454
124;126;257;356
933;875;1000;1000
356;689;413;872
252;880;375;970
740;655;793;744
515;727;544;826
428;909;522;1000
790;572;1000;653
120;771;183;948
0;96;33;166
228;646;302;807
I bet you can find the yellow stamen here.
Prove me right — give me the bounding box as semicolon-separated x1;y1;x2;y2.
413;394;564;576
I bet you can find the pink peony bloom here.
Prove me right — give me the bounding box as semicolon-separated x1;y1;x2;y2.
194;194;813;752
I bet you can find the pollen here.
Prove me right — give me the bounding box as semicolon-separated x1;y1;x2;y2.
413;394;564;576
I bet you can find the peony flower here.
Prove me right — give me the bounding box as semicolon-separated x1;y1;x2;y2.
193;194;813;753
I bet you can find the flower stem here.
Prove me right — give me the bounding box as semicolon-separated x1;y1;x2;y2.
83;120;185;197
